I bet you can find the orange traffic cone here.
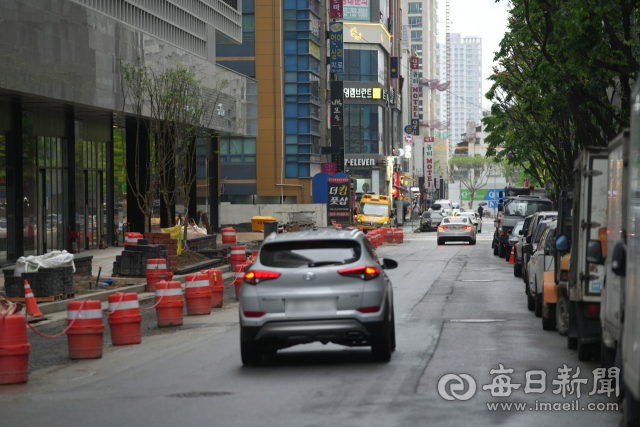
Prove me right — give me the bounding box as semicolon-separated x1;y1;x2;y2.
508;247;515;264
23;280;44;318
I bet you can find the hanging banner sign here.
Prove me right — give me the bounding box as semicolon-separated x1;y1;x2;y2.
330;0;343;19
424;141;434;192
330;23;344;73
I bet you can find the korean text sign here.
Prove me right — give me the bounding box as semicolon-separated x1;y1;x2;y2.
327;178;351;217
330;23;344;73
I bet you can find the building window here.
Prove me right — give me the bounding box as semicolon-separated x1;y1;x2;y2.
411;44;422;55
219;137;257;163
344;105;381;154
408;2;422;14
411;31;422;42
408;17;422;27
242;14;255;40
338;48;384;84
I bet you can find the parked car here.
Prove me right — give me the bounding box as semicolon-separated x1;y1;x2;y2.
521;211;558;286
420;211;443;231
460;211;482;233
437;216;476;245
524;220;554;314
238;228;397;366
507;221;524;260
514;215;534;278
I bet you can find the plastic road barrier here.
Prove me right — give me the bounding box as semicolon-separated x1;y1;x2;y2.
154;281;184;327
66;300;104;359
107;293;142;345
184;273;212;316
0;314;30;385
221;227;236;244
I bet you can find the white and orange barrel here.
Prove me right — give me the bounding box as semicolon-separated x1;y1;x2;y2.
184;273;212;316
66;300;104;359
221;227;236;244
230;246;246;271
155;281;184;327
107;293;142;345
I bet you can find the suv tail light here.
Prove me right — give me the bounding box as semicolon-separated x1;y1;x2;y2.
357;306;381;313
243;311;265;317
243;271;280;285
338;266;380;281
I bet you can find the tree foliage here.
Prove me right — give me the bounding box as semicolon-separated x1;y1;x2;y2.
483;0;640;192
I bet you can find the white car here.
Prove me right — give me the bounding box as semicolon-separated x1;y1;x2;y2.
525;221;556;328
460;211;482;233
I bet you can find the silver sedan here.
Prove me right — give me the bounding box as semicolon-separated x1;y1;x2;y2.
437;217;477;245
239;228;398;365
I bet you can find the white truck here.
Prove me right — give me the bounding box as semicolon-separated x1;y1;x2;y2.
559;147;609;361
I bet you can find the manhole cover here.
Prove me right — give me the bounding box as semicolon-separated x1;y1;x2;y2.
168;392;233;398
449;319;506;323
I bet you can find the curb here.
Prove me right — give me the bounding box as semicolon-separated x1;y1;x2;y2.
35;264;232;315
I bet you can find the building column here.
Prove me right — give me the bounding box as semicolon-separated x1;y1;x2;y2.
125;116;149;234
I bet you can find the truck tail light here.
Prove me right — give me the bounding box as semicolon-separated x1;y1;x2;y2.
243;271;280;285
586;304;600;317
338;266;380;281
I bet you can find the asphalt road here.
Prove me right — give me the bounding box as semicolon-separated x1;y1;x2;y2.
1;230;621;426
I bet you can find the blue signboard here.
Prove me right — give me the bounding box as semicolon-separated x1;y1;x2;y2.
330;23;344;74
390;57;398;79
404;125;413;134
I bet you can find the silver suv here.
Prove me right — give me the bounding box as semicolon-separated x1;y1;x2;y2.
239;228;397;365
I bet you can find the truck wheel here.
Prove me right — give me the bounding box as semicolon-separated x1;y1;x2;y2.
514;260;522;277
534;292;542;318
555;295;569;336
493;243;499;255
542;314;556;331
504;245;511;262
498;244;506;258
600;343;616;369
527;289;535;311
577;341;598;362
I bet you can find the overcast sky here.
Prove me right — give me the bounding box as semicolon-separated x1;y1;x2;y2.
437;0;511;109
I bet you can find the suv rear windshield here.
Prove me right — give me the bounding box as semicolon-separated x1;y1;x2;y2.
260;240;362;268
533;222;550;243
504;199;553;216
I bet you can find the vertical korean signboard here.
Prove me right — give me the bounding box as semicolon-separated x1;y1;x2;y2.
330;80;344;154
330;23;344;74
343;0;370;20
410;57;420;135
327;177;351;224
424;137;434;195
330;0;343;18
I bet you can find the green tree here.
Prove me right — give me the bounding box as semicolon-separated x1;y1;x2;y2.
484;0;640;194
449;156;499;209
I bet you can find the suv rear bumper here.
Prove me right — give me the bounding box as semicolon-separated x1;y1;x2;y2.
241;318;385;347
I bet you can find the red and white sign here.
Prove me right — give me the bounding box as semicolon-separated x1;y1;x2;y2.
423;136;434;143
330;0;343;18
424;142;434;192
404;134;413;144
411;57;419;70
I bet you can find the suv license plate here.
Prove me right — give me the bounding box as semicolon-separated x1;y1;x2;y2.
286;298;336;315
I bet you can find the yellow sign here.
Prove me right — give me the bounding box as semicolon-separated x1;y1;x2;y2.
309;41;320;59
161;225;183;255
372;88;381;99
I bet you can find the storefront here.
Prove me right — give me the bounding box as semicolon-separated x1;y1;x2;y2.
343;154;387;203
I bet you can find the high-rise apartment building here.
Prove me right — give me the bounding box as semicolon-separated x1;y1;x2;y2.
437;33;482;143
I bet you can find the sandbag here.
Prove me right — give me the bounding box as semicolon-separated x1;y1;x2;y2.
14;250;76;277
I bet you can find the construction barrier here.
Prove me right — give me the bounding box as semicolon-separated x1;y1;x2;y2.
209;269;224;308
367;234;377;249
394;228;403;244
124;232;143;248
66;300;104;359
154;281;184;327
146;259;169;292
376;232;384;247
230;246;246;271
385;228;394;244
0;314;30;385
107;293;142;346
221;227;236;244
184;273;212;316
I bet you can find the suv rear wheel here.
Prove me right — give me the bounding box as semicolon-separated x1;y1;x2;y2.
241;339;263;366
371;305;393;362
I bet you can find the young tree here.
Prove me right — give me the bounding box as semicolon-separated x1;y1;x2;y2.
449;156;499;209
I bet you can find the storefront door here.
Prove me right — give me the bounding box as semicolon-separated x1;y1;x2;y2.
37;137;66;254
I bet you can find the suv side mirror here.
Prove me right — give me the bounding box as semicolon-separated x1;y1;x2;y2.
586;240;605;265
526;235;532;244
611;241;626;277
380;258;398;270
555;234;569;252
